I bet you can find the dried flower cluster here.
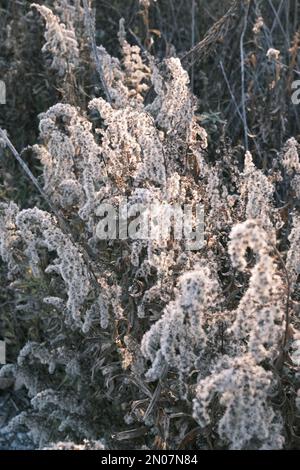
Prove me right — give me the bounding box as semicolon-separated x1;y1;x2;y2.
31;4;80;76
0;0;299;451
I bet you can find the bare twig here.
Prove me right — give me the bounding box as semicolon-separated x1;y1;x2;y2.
82;0;112;103
191;0;196;92
219;61;244;124
219;61;262;159
0;128;58;216
240;1;250;151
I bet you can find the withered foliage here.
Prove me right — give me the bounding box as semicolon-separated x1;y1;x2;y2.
0;0;300;450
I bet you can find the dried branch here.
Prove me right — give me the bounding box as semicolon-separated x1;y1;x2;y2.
82;0;112;103
181;0;247;69
240;1;250;151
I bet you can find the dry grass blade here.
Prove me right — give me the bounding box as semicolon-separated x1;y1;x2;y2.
111;427;148;441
